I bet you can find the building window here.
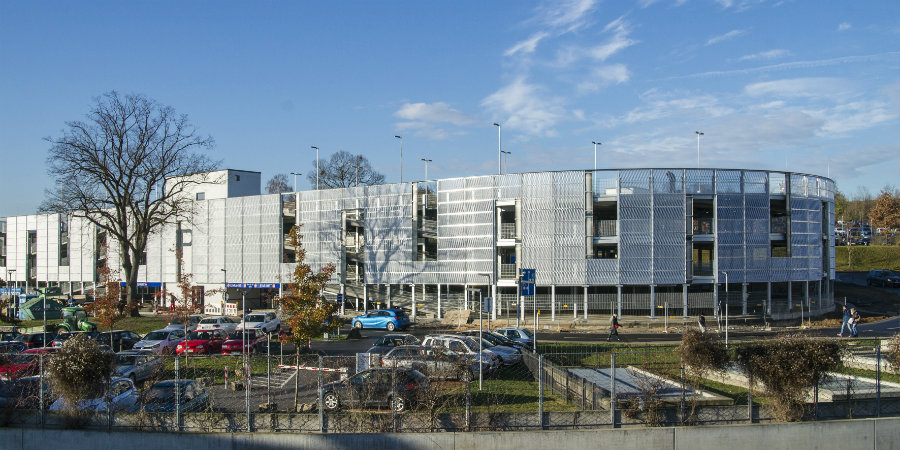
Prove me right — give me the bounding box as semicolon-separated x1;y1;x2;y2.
196;192;205;200
692;242;714;277
235;175;240;181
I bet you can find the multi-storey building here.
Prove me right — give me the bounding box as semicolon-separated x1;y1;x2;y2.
0;168;835;321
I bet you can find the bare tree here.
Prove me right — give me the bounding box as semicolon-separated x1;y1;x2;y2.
306;151;385;188
41;91;217;315
266;173;291;194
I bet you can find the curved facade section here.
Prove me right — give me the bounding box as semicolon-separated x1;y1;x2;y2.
0;168;835;321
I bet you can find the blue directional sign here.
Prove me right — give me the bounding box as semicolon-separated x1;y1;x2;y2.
483;297;492;313
520;283;535;296
336;293;344;303
521;269;536;283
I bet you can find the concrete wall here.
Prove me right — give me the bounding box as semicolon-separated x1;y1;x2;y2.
0;417;896;450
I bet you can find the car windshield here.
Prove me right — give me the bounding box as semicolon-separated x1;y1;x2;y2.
187;331;212;340
143;331;169;341
375;336;406;347
115;355;138;366
520;329;534;338
0;332;19;341
228;330;255;340
199;318;218;324
145;385;181;403
244;314;264;322
478;333;503;345
11;354;36;364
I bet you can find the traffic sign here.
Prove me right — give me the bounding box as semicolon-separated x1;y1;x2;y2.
520;283;534;296
483;297;492;313
336;293;344;302
521;269;536;282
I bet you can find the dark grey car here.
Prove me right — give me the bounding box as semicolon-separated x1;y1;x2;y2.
365;333;421;355
113;351;164;383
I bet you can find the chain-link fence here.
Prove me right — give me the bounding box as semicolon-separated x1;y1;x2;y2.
1;340;898;432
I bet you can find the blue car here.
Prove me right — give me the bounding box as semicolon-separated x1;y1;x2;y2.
351;309;411;331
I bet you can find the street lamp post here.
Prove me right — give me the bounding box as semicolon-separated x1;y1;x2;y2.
476;272;492;391
220;269;227;316
420;158;432;180
394;136;403;183
721;271;729;347
695;131;704;169
592;141;601;171
5;269;15;319
500;151;510;174
493;123;501;175
289;172;301;192
311;146;319;190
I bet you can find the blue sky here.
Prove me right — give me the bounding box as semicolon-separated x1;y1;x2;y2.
1;0;898;218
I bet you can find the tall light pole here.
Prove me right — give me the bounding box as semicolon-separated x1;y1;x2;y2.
220;268;227;316
420;158;432;180
591;141;601;171
310;146;319;190
695;131;704;169
493;123;501;175
289;172;301;192
394;135;403;183
476;272;492;391
500;151;511;174
6;269;15;318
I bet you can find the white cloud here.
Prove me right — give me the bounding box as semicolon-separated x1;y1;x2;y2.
395;121;456;140
737;48;790;62
838;22;852;31
505;32;550;57
393;102;476;126
481;77;566;136
535;0;598;33
577;64;630;92
744;78;851;100
706;29;746;46
588;17;637;61
607;91;734;126
672;52;899;79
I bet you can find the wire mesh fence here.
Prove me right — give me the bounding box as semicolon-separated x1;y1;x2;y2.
0;339;897;432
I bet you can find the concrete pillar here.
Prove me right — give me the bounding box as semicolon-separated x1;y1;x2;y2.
551;285;556;321
363;284;368;313
766;282;772;315
340;284;345;316
387;285;392;309
650;284;656;319
804;280;810;312
682;284;688;318
817;280;822;313
616;285;622;318
464;284;469;310
741;283;748;316
411;284;416;320
787;280;792;311
491;284;497;321
583;286;588;321
713;283;718;318
437;284;442;320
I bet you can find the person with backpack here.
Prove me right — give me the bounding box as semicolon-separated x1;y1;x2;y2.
848;307;861;337
837;305;851;337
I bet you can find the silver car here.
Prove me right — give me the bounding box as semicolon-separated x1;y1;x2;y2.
382;345;476;381
132;328;185;354
113;351;164;383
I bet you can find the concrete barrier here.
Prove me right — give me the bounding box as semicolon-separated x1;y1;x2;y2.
0;418;896;450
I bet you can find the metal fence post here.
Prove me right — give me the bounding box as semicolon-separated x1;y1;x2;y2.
747;380;753;423
680;364;686;423
318;354;324;432
610;352;616;428
175;353;181;432
246;352;251;432
538;354;544;430
39;353;45;428
875;345;881;418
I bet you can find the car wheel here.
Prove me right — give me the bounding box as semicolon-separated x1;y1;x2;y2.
386;322;395;332
390;395;407;413
461;369;474;382
323;392;340;411
56;326;68;335
353;321;363;329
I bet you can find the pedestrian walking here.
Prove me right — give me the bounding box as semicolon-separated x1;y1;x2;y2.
849;307;860;337
837;305;850;337
698;313;707;334
607;313;622;341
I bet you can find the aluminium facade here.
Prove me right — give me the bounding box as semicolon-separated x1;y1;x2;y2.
0;168;835;321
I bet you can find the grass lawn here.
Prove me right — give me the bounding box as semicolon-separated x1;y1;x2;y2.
835;245;900;271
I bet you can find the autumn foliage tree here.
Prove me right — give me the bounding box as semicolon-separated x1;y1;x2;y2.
868;188;900;233
85;266;123;345
275;224;339;408
156;248;216;331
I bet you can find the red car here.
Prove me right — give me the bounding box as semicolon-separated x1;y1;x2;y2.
0;347;58;380
176;329;227;355
221;329;268;355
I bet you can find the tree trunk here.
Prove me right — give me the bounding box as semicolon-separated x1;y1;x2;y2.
122;242;141;317
293;352;300;410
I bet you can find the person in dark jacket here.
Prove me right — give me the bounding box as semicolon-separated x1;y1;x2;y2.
607;314;622;341
698;314;707;334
